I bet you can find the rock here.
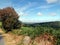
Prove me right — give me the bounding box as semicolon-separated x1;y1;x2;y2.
23;36;31;45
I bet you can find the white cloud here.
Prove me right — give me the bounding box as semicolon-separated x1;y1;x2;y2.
50;12;57;16
19;12;24;15
39;5;55;9
37;12;42;16
20;2;37;12
19;18;41;23
26;4;55;13
20;5;30;12
46;0;58;3
15;2;31;12
17;11;28;16
15;2;37;16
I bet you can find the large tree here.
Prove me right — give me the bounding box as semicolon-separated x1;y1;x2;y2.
0;7;21;32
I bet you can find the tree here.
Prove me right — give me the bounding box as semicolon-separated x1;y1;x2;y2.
0;7;21;32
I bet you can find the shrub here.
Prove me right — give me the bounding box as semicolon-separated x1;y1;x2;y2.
0;22;2;28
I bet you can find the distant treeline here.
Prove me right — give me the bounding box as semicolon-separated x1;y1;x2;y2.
23;21;60;30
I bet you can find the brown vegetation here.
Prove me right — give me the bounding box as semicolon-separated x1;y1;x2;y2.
34;33;56;45
0;7;18;20
0;28;56;45
0;7;21;32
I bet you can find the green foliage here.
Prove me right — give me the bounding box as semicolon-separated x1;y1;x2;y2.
0;22;2;28
12;22;60;45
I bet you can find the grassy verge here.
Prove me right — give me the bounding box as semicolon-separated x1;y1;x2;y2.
0;22;2;28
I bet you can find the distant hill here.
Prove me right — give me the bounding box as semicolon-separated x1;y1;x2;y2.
23;21;60;30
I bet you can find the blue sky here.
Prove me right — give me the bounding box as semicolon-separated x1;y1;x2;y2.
0;0;60;23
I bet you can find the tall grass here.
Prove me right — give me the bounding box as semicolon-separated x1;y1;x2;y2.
0;22;2;28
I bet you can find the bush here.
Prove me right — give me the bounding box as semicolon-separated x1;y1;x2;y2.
0;22;2;28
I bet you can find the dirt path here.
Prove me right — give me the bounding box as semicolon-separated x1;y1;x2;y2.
0;28;23;45
0;28;5;45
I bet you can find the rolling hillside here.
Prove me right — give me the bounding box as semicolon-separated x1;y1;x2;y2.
23;21;60;30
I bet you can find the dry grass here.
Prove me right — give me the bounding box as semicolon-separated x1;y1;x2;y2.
0;28;24;45
0;28;56;45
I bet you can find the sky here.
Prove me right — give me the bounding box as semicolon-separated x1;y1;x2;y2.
0;0;60;23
